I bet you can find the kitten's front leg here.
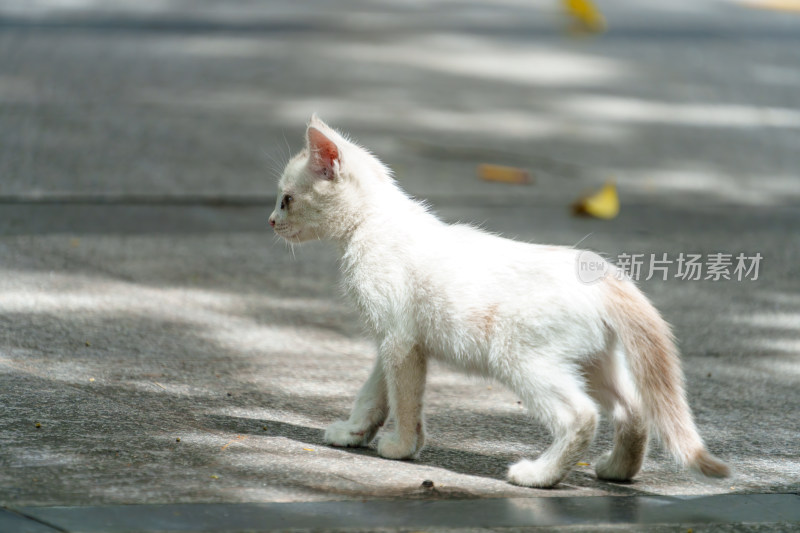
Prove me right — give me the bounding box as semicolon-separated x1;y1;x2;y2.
377;344;427;460
324;358;388;448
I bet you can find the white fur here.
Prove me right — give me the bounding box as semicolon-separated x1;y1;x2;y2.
268;116;728;488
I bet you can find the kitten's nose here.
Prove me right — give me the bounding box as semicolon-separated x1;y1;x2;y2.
268;217;276;228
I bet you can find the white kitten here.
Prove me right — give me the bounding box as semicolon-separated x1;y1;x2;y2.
269;115;729;488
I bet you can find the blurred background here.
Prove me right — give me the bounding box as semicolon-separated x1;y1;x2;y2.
2;0;799;206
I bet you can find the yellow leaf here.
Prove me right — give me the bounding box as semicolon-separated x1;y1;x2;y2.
563;0;606;33
478;164;531;185
572;181;620;220
303;448;315;452
576;462;590;466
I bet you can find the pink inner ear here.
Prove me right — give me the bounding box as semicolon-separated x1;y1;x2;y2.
308;127;339;177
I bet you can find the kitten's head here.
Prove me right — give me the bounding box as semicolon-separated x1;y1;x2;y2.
269;115;386;243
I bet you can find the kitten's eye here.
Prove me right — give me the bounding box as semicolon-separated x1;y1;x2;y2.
280;194;293;210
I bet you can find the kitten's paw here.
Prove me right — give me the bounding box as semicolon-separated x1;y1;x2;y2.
507;459;565;489
324;420;376;448
377;433;418;460
595;451;636;482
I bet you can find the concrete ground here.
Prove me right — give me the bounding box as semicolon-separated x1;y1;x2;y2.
1;0;799;530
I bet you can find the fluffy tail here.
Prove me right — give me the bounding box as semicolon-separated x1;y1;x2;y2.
603;276;729;478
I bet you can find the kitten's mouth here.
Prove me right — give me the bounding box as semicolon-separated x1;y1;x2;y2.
275;228;301;241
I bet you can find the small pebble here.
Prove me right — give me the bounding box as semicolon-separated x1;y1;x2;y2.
226;392;232;397
421;479;434;489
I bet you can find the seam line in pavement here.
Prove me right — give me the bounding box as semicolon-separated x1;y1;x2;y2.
3;194;799;210
0;195;276;207
10;494;800;532
0;507;68;533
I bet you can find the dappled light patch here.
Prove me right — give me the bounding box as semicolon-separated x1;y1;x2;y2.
557;96;800;129
332;34;627;87
615;168;800;205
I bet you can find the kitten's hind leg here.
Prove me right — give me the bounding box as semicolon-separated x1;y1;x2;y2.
507;364;598;488
585;349;648;482
594;408;647;482
324;358;388;448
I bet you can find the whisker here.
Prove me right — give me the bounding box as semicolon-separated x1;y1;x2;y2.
572;232;594;249
263;146;291;184
264;148;282;166
281;129;292;163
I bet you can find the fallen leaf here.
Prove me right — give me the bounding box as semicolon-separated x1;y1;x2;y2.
303;448;315;452
576;462;590;466
572;181;619;219
563;0;606;33
478;164;531;185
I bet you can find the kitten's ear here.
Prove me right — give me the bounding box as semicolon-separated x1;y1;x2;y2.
307;126;340;180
